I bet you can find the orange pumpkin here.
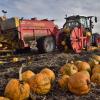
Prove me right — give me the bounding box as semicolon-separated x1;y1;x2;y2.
22;70;35;82
92;55;100;63
60;63;78;76
4;79;30;100
28;73;51;95
80;71;90;79
86;32;91;37
74;60;82;65
92;64;100;74
63;27;70;33
0;97;10;100
76;61;91;73
88;58;99;68
61;41;66;46
91;73;100;85
87;46;98;51
12;57;19;62
58;75;69;90
41;68;55;82
68;71;90;95
4;66;30;100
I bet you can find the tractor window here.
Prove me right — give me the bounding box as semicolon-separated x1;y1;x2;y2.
71;21;79;27
64;21;79;28
80;18;88;28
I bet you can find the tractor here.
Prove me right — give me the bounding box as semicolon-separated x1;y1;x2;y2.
57;15;98;53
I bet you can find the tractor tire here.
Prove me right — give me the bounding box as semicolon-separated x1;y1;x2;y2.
37;36;56;53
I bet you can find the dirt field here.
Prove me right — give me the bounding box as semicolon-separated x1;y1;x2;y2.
0;49;100;100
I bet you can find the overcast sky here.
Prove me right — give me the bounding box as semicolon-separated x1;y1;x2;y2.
0;0;100;32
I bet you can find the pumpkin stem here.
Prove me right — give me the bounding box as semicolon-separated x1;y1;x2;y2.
19;63;26;81
66;60;68;64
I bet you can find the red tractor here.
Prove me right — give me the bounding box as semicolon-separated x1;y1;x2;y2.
57;15;98;53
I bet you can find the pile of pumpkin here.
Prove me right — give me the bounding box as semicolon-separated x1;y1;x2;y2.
0;65;55;100
58;54;100;95
0;55;100;100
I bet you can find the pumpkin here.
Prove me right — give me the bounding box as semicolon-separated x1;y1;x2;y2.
12;57;19;62
92;64;100;74
88;58;99;68
58;75;69;90
61;41;66;46
22;70;35;82
76;61;91;73
91;73;100;85
64;45;68;52
40;68;55;82
0;97;10;100
86;32;91;37
80;71;90;78
4;79;30;100
68;71;90;95
4;65;30;100
28;73;51;95
92;55;100;63
87;46;98;51
74;60;82;66
60;63;78;76
63;27;70;33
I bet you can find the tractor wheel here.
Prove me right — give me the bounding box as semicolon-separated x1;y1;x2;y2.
69;27;85;53
37;36;56;53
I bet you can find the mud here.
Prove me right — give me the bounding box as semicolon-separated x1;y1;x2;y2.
0;49;100;100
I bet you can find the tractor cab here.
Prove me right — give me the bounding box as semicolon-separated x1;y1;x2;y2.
63;15;97;33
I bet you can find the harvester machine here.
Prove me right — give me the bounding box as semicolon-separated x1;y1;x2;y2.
0;16;58;53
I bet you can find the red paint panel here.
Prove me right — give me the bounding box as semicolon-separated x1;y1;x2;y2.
18;19;58;48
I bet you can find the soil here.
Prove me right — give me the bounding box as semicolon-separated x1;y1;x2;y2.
0;49;100;100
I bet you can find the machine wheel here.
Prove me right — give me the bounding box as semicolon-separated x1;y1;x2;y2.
37;36;56;53
70;27;86;53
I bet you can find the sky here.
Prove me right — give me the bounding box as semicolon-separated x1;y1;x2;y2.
0;0;100;32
